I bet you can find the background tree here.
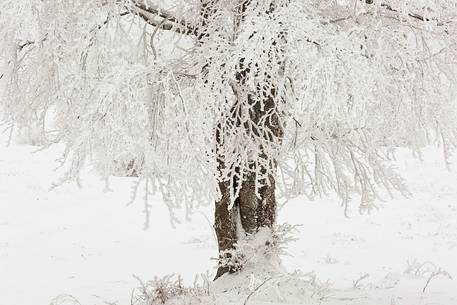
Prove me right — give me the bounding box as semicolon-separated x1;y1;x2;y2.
1;0;457;278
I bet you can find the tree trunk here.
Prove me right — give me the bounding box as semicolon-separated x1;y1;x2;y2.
214;90;283;279
214;179;240;279
202;0;285;279
214;174;278;279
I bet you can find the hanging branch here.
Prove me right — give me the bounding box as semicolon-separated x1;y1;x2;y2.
14;1;196;55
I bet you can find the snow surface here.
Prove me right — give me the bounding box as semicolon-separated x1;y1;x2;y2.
1;139;457;305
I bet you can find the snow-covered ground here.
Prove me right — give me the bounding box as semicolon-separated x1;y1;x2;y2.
1;139;457;305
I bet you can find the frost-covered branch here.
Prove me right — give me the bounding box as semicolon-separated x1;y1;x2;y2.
128;0;196;35
325;1;456;29
377;2;452;25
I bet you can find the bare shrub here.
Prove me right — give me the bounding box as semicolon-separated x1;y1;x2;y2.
404;259;453;293
131;273;211;305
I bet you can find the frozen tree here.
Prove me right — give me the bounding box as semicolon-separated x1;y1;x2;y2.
1;0;457;278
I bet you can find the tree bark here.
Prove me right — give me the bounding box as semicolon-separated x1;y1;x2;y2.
214;93;282;279
214;179;240;279
214;171;278;279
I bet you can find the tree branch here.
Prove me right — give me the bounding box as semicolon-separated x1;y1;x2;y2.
379;3;447;26
328;1;453;27
17;34;48;51
127;1;196;35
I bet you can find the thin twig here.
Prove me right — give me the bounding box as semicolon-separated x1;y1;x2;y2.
244;276;283;305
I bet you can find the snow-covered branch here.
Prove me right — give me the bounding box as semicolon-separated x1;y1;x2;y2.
128;0;196;35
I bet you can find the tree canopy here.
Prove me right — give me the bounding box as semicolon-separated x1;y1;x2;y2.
1;0;457;224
